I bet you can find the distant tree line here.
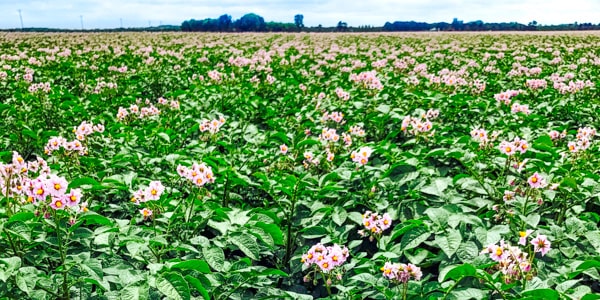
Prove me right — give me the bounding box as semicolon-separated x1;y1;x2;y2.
3;14;600;33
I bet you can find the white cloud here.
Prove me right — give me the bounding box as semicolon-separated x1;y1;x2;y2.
0;0;598;29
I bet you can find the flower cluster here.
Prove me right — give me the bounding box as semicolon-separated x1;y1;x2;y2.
481;234;551;283
130;180;165;219
498;137;529;156
349;125;366;137
131;181;165;205
358;211;392;240
199;116;226;134
350;146;373;166
494;89;521;105
349;70;383;90
568;126;596;153
548;130;566;141
1;152;49;197
157;97;180;110
322;111;344;123
381;262;423;283
73;121;104;141
0;153;86;218
401;116;433;136
301;243;349;273
470;128;500;148
318;128;340;143
44;137;86;156
117;102;160;121
511;103;531;115
525;79;547;90
28;82;52;93
335;87;350;100
481;240;533;283
177;162;216;187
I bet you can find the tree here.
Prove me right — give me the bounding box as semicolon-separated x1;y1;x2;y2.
236;13;266;31
337;21;348;32
218;14;232;31
294;14;304;29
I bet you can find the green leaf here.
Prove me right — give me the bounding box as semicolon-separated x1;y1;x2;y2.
400;227;430;251
80;258;103;281
120;285;144;300
585;232;600;252
332;206;347;226
376;104;391;114
156;272;190;300
79;213;113;226
456;241;479;263
158;132;170;143
521;288;559;300
255;222;284;246
0;257;21;282
555;279;580;293
15;270;31;295
171;260;211;274
185;275;210;300
441;264;476;282
202;247;225;272
421;177;452;197
229;233;260;260
350;273;377;285
8;212;34;223
300;226;329;239
69;177;102;189
436;229;462;258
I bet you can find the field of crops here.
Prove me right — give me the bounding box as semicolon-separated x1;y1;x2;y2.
1;31;600;299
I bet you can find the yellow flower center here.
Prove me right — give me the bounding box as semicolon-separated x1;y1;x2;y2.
496;248;503;256
151;189;157;195
143;210;150;216
55;201;63;208
519;231;527;237
36;188;44;195
505;146;512;153
531;177;538;183
383;219;389;225
322;262;329;269
54;183;61;190
70;195;77;202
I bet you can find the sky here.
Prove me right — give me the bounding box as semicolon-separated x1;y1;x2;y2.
0;0;599;29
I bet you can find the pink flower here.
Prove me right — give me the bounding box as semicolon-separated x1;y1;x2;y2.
527;172;547;189
489;245;508;262
530;235;551;256
518;230;533;246
140;208;153;219
145;181;165;201
279;144;288;155
47;175;68;197
65;188;83;207
498;141;516;156
50;196;66;210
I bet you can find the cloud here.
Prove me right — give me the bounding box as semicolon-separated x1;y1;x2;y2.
0;0;598;29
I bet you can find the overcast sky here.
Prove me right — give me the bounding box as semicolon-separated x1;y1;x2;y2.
1;0;598;29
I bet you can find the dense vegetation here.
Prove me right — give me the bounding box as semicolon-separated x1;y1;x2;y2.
1;32;600;299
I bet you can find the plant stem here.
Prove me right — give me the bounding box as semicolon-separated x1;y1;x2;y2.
3;229;20;259
54;212;69;300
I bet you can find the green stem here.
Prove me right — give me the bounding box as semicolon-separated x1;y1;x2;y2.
3;229;21;259
323;272;332;296
403;281;408;300
54;212;69;300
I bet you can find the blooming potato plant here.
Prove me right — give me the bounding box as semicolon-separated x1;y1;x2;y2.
1;32;600;300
